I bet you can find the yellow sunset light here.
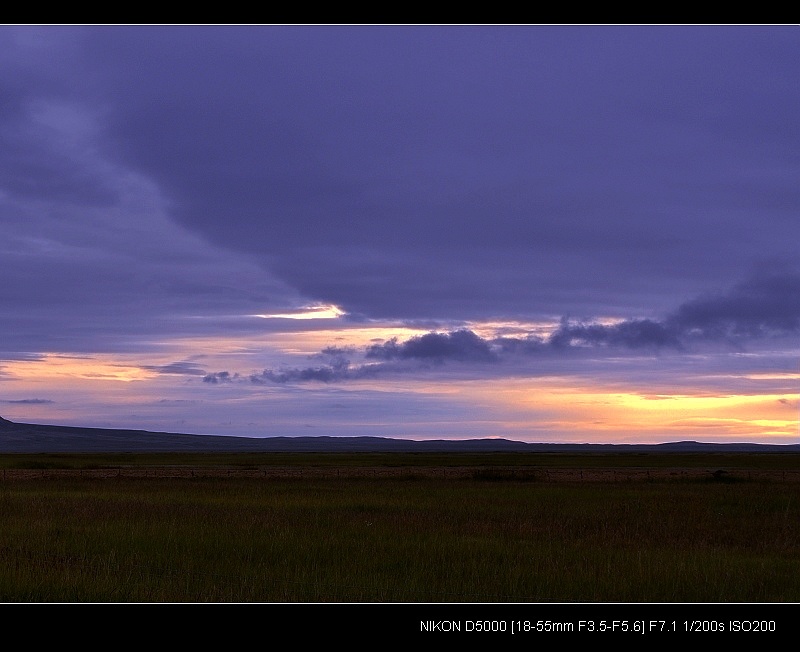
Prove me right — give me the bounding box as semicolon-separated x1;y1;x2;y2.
454;378;800;441
255;304;347;320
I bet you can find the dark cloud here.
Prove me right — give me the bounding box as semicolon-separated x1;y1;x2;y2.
665;270;800;341
366;329;497;363
249;342;390;383
51;26;800;323
202;371;238;384
2;398;54;404
317;346;357;358
2;26;799;337
249;361;384;384
548;318;681;350
143;362;207;376
252;366;344;384
548;271;800;349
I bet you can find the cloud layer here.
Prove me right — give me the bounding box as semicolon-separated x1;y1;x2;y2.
196;270;800;384
1;26;798;443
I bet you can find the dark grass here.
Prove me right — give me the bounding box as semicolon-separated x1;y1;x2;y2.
1;452;799;603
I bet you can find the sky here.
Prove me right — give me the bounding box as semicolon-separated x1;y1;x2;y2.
0;24;798;444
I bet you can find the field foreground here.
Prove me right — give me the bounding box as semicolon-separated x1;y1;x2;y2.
1;451;799;603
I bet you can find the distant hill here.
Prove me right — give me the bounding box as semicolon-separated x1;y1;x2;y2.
0;416;798;453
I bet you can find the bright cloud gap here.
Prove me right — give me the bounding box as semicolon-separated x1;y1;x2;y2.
254;304;347;320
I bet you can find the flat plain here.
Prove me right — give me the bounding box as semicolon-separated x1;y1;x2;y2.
1;451;799;603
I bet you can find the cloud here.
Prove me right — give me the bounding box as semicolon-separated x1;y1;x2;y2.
665;270;800;341
202;371;239;384
252;366;348;384
548;318;681;350
317;346;357;357
38;25;795;327
143;362;207;376
240;270;800;383
3;26;800;345
547;270;800;350
366;329;498;363
2;398;54;404
249;355;385;384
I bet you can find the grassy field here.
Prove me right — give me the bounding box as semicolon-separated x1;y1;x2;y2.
1;451;799;603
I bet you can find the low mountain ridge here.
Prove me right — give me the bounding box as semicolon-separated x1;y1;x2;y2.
0;416;798;453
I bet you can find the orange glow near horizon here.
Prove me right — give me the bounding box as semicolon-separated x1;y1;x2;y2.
3;354;156;383
453;378;800;442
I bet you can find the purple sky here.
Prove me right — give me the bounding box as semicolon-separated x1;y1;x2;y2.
1;25;798;443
